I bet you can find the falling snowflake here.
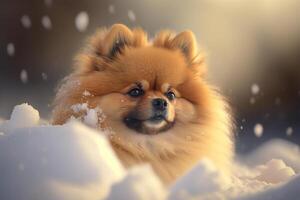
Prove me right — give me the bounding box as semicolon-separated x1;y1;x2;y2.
18;163;25;171
128;10;136;22
250;97;256;104
254;123;263;138
275;97;281;105
108;5;115;14
41;15;52;30
44;0;52;7
20;70;28;84
286;127;293;136
20;15;31;29
75;11;89;32
251;83;260;95
41;72;48;80
7;43;15;56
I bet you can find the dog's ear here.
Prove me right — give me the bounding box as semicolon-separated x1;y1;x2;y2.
169;31;197;62
75;24;134;73
101;24;133;58
153;30;198;63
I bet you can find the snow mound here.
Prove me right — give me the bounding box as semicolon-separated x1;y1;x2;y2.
0;104;124;200
0;103;300;200
169;159;229;200
107;165;166;200
0;103;39;132
240;139;300;173
256;159;295;184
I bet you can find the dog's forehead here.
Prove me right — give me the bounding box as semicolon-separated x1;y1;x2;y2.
117;47;188;87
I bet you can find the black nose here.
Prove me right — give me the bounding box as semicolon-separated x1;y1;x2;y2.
152;98;168;111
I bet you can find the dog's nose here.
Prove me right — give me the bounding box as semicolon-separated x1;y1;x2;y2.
152;98;168;111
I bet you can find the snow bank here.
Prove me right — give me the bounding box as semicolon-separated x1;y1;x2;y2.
0;104;124;200
0;103;300;200
240;139;300;173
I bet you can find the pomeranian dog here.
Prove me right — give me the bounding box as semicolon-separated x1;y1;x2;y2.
52;24;234;185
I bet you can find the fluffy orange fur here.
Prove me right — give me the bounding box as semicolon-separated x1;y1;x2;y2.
52;24;234;185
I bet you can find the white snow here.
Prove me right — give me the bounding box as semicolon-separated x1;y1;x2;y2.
0;103;300;200
255;159;295;184
0;104;125;200
128;10;136;22
240;139;300;173
82;90;92;96
41;15;52;30
169;159;229;200
20;15;31;28
7;43;15;56
71;102;88;113
83;108;99;127
20;69;28;83
10;103;39;127
254;123;264;137
107;165;167;200
251;84;260;95
70;103;106;129
257;159;295;183
75;11;89;32
0;103;39;133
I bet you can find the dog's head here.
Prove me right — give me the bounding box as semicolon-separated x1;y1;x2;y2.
53;24;232;160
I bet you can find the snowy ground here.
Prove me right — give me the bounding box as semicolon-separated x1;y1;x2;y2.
0;104;299;200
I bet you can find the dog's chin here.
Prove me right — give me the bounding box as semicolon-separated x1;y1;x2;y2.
123;116;174;135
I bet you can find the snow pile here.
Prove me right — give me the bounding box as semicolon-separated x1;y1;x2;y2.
0;104;124;200
0;103;300;200
169;159;229;200
240;139;300;173
107;165;166;200
0;103;39;132
255;159;295;184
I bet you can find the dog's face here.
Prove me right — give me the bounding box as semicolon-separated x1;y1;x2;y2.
83;46;202;145
91;47;197;136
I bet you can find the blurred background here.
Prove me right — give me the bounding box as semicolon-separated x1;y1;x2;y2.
0;0;299;153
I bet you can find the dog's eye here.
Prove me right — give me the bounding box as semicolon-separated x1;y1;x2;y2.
128;88;144;97
165;91;176;101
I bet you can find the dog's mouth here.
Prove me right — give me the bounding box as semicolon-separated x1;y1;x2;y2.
123;114;174;135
